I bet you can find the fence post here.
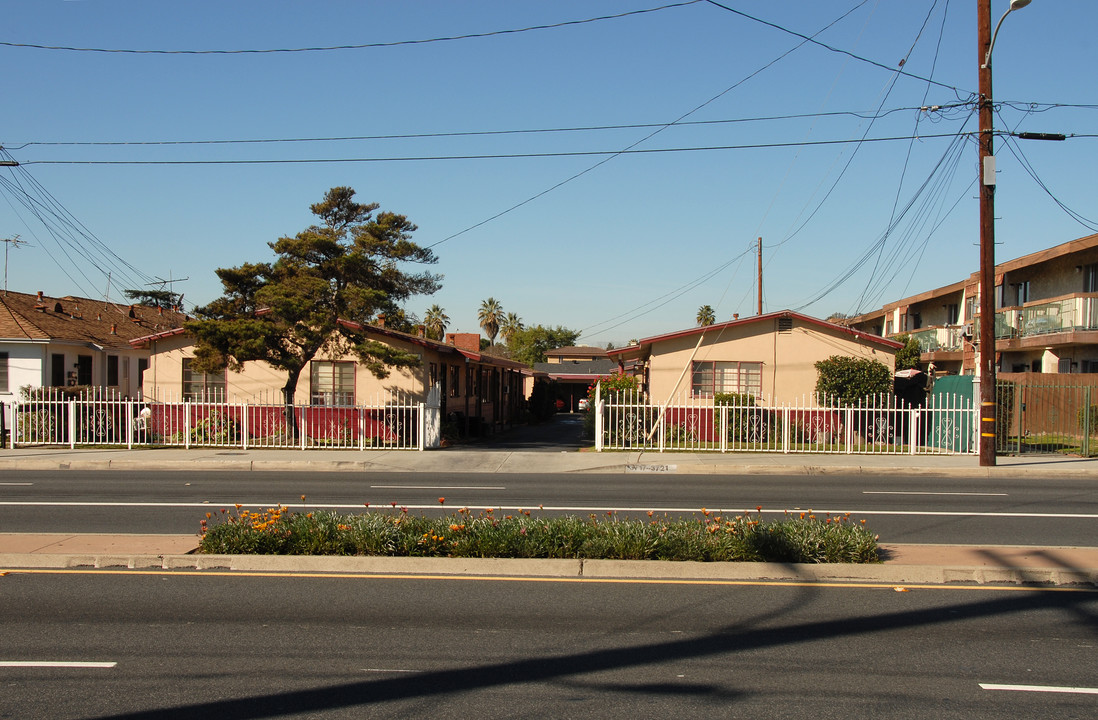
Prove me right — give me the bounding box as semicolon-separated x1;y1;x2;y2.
184;402;191;450
719;405;727;453
781;407;790;454
1080;385;1091;457
6;400;13;448
241;403;249;450
68;400;76;449
417;402;426;452
594;383;603;452
909;407;917;455
126;402;134;450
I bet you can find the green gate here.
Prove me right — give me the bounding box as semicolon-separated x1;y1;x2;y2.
928;375;975;453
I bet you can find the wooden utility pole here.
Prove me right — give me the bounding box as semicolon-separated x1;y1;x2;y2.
757;237;763;315
978;0;997;467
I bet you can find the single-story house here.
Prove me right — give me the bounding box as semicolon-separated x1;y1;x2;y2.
1;289;186;404
130;319;530;436
606;310;903;405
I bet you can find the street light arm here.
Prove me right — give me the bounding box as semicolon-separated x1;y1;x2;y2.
983;0;1032;68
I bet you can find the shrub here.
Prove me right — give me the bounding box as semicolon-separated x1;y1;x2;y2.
815;355;892;405
198;505;880;564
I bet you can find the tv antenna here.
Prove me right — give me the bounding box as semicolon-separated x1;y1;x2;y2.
2;235;31;296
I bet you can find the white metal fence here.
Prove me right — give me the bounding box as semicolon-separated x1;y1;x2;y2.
594;386;975;455
6;387;441;451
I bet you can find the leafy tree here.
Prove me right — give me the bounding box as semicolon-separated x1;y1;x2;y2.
124;288;184;309
893;334;922;371
500;312;524;345
814;355;892;405
423;304;449;341
186;187;441;433
478;297;504;345
508;325;581;366
697;304;716;327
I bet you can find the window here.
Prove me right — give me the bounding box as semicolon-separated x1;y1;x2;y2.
182;358;226;401
1085;263;1098;293
0;351;8;393
449;365;460;398
138;358;149;389
76;355;92;386
51;353;65;386
945;304;959;325
691;361;762;398
310;361;355;406
107;356;119;386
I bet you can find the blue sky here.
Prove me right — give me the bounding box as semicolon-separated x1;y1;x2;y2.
2;1;1095;348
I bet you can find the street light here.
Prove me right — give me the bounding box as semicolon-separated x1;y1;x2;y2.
978;0;1030;467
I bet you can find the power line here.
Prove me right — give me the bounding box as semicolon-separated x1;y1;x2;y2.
703;0;966;95
17;132;973;166
3;105;963;149
0;1;704;54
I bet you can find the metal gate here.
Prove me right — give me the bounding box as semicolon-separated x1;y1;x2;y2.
996;378;1096;456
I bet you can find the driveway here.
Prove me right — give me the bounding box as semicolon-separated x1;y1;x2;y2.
466;413;589;452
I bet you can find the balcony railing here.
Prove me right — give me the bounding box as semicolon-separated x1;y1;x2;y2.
910;326;966;353
971;295;1098;342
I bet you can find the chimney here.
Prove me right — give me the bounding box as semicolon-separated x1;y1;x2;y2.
110;323;117;335
129;304;140;322
416;324;426;338
158;306;163;316
733;313;739;320
97;312;102;321
34;291;46;311
376;313;386;328
447;333;482;353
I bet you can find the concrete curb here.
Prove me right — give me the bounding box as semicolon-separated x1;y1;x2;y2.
3;553;1096;587
4;456;1095;478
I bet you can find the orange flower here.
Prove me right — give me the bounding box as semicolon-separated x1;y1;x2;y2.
438;497;445;505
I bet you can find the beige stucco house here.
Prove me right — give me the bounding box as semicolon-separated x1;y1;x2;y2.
607;310;902;405
130;321;529;436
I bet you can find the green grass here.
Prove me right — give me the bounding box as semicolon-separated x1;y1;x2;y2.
198;505;880;564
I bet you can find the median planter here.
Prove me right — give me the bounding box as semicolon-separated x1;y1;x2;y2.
197;503;880;564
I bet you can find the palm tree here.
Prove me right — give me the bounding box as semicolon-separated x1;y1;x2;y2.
478;297;504;345
500;312;524;345
424;304;449;341
697;304;716;327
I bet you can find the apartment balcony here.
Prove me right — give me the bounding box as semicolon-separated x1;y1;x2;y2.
984;293;1098;352
910;326;966;353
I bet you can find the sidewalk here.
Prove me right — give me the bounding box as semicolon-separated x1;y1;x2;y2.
2;444;1097;477
1;533;1097;587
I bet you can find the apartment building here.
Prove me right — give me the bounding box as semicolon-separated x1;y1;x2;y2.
847;232;1098;376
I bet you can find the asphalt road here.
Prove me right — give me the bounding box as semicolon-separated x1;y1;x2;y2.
2;469;1097;546
2;571;1096;719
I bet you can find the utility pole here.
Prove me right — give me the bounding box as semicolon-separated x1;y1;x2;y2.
757;237;763;316
2;235;29;296
977;0;997;467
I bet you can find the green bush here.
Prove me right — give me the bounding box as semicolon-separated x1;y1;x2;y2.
814;355;892;405
198;505;880;564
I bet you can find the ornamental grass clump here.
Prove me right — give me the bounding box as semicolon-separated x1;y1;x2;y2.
198;504;880;564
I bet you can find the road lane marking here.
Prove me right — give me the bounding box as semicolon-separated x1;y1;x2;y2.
864;491;1007;496
1;501;1098;519
5;568;1097;593
362;668;419;673
0;661;116;668
369;486;505;490
980;683;1098;695
0;483;33;486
